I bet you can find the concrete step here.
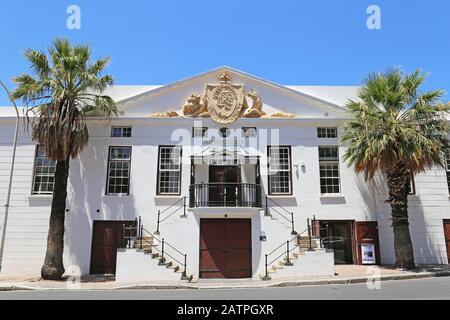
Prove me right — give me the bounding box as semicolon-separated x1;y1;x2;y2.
181;274;194;282
150;253;160;259
133;243;153;248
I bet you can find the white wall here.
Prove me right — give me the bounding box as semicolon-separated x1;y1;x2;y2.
0;117;449;276
373;168;450;265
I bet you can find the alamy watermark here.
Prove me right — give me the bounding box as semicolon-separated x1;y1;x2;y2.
367;5;382;30
66;5;81;30
366;266;381;290
66;265;82;289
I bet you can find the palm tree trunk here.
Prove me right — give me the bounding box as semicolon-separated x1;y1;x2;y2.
41;158;69;280
386;160;415;270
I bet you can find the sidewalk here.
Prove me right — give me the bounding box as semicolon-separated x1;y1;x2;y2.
1;265;449;291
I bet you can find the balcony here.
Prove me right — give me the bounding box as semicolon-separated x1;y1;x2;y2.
189;183;262;208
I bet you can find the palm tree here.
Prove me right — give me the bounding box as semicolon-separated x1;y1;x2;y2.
12;38;118;280
341;69;449;269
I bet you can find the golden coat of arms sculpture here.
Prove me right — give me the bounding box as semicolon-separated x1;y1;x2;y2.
182;71;268;124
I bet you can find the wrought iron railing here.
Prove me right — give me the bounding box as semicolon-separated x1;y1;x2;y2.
122;217;190;280
155;197;187;235
189;183;262;208
263;220;316;281
265;196;297;235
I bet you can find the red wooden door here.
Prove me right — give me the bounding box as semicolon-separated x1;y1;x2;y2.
90;221;134;274
444;220;450;263
355;222;381;265
200;219;252;278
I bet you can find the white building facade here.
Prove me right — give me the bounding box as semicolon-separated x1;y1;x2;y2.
0;67;449;282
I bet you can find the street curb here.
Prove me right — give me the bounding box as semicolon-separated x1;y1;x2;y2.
1;271;450;291
0;285;36;292
113;271;450;290
267;272;450;288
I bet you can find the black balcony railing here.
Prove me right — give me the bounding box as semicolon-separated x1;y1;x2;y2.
189;183;262;208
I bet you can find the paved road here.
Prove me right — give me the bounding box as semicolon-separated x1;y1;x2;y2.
0;277;449;300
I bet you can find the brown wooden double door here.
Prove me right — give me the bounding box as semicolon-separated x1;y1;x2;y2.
200;219;252;278
90;220;134;274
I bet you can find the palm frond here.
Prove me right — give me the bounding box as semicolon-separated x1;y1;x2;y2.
12;38;117;161
342;68;450;180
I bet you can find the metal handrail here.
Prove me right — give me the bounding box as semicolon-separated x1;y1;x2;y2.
265;196;297;235
189;183;262;208
155;196;187;234
140;226;188;278
164;239;185;257
266;233;303;265
159;197;185;215
266;196;292;215
266;205;292;223
189;182;262;186
123;218;190;279
263;226;312;280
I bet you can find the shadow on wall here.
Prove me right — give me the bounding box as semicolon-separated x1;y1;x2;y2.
319;197;346;205
354;172;375;220
64;144;138;275
371;173;440;265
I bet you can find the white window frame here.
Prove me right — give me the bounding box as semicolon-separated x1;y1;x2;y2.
32;145;56;195
317;127;338;139
106;146;132;195
318;146;341;195
268;146;292;195
111;126;132;138
157;146;182;195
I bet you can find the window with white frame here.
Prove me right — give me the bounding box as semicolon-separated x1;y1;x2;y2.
32;145;56;195
106;146;131;195
319;146;341;194
111;126;132;138
157;146;182;195
317;127;338;139
446;149;450;193
268;146;292;195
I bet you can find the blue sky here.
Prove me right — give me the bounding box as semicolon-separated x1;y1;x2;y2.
1;0;449;105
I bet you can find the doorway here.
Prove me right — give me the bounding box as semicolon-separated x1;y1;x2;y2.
319;220;355;264
209;166;241;206
199;219;252;278
90;220;134;274
355;222;381;265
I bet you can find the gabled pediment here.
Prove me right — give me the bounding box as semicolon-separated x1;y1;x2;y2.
116;66;350;121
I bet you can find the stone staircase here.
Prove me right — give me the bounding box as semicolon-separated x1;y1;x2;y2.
133;235;193;282
116;227;193;283
262;236;333;280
